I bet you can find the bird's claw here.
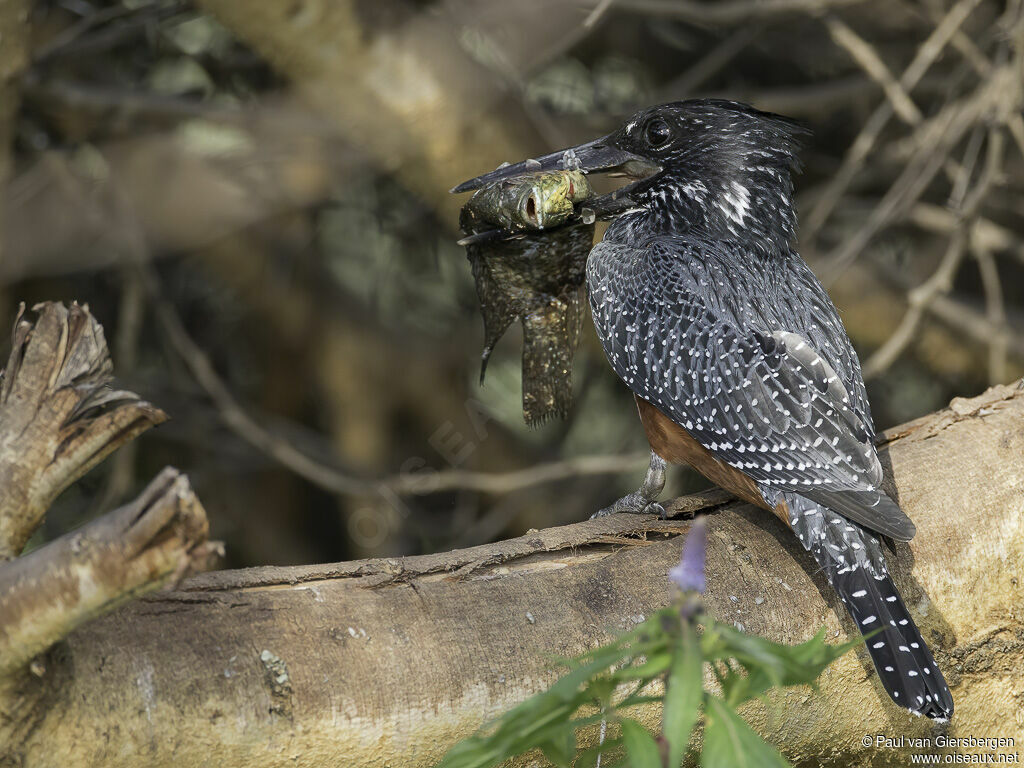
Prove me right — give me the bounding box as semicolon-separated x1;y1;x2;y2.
591;492;666;519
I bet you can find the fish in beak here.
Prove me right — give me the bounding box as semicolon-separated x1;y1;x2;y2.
457;170;593;246
451;133;659;426
451;136;660;210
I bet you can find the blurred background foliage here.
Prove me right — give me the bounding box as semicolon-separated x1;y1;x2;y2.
1;0;1022;567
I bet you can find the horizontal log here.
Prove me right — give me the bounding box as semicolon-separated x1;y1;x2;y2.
4;382;1023;767
0;468;210;678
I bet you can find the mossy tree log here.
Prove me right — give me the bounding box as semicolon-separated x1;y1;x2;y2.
1;342;1021;766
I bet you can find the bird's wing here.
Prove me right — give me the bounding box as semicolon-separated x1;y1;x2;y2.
587;239;915;541
775;253;875;439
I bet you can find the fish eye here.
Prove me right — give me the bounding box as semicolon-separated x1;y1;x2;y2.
523;192;539;225
643;117;671;149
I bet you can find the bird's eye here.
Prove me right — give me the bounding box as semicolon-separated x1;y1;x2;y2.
643;118;671;149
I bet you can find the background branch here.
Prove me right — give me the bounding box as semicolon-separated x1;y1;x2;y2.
863;128;1004;378
0;467;210;678
0;303;167;559
801;0;984;242
143;261;652;498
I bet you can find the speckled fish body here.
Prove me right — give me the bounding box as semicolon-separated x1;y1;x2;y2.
458;170;596;426
461;170;592;234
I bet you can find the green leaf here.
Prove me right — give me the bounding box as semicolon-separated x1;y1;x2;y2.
620;719;662;768
436;611;857;768
539;727;576;768
616;651;673;679
663;621;702;767
548;658;617;701
700;697;789;768
616;694;664;709
575;736;624;768
583;676;618;708
435;685;581;768
710;623;862;705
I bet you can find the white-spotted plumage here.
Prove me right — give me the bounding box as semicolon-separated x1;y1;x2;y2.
783;495;952;719
584;99;951;720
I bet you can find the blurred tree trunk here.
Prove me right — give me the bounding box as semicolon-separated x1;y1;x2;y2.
0;0;30;322
3;380;1022;767
185;220;528;559
0;0;28;204
192;0;573;222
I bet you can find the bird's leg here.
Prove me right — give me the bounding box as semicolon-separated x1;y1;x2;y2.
591;451;667;519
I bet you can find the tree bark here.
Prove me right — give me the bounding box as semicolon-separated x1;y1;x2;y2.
0;303;212;761
0;303;167;559
3;381;1022;767
0;467;211;678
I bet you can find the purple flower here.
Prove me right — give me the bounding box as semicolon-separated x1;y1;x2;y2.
669;516;706;594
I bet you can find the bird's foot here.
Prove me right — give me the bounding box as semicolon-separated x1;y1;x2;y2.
591;491;666;520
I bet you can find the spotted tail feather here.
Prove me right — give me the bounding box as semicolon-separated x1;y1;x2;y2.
784;493;953;719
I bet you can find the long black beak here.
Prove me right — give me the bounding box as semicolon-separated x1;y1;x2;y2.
451;136;651;194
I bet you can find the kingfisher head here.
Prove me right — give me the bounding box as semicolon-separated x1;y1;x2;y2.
453;99;808;249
